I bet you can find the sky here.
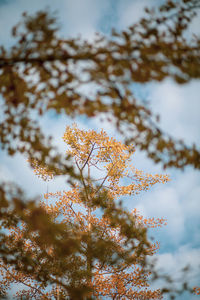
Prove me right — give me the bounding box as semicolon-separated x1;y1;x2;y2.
0;0;200;299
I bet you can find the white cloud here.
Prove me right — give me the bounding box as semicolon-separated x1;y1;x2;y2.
150;79;200;146
0;163;15;182
155;245;200;291
136;186;185;243
0;154;47;197
117;0;160;29
0;0;109;46
59;0;109;40
0;0;51;46
133;167;200;247
188;10;200;36
185;186;200;217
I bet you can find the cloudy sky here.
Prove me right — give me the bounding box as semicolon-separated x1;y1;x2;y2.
0;0;200;299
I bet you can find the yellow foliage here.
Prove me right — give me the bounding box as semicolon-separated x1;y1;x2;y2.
1;125;170;299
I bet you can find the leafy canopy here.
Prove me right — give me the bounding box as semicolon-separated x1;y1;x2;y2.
0;0;200;171
0;0;200;297
1;125;169;299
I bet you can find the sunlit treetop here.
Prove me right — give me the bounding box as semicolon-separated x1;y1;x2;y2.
2;125;199;299
62;124;169;200
50;125;169;299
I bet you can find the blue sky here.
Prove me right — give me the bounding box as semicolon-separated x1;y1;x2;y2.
0;0;200;299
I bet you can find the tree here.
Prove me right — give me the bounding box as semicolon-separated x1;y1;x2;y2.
0;182;84;299
0;0;200;172
0;0;200;297
0;125;169;299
